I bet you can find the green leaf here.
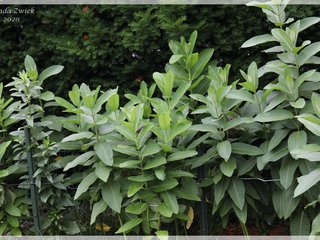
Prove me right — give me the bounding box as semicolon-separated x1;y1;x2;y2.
255;109;294;122
158;113;171;131
127;182;144;197
227;177;245;210
0;170;9;178
102;181;122;213
7;215;19;228
294;169;320;197
94;141;113;166
115;125;136;142
288;130;307;153
11;227;22;236
5;205;21;217
299;17;320;32
64;151;95;171
151;177;178;193
226;89;255;103
312;92;320;117
62;131;94;142
95;164;111;182
90;199;107;225
167;150;197;162
158;203;173;218
169;54;184;64
273;184;299;220
297;114;320;136
24;55;38;80
233;203;247;224
271;29;294;51
257;144;288;170
214;178;229;205
290;211;310;235
268;129;289;151
241;34;276;48
0;141;11;162
311;213;320;235
231;143;263;156
38;65;64;83
220;158;237;177
169;121;191;140
125;202;147;214
115;218;143;234
40;91;55;101
143;157;166;170
161;191;179;214
74;172;97;200
191;48;214;80
217;141;232;161
128;174;155;182
223;117;253;131
291;144;320;162
279;157;298;189
297;42;320;66
290;98;306;109
155;167;166;181
55;97;75;110
141;143;162;158
0;222;7;235
171;82;191;108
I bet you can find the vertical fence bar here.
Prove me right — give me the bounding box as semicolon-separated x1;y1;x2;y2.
24;127;41;235
197;164;208;235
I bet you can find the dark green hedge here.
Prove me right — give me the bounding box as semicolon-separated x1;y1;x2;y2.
1;5;319;98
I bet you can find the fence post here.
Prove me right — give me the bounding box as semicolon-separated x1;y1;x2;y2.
197;164;208;235
24;127;41;235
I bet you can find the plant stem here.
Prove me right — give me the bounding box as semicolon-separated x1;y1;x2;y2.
117;213;127;239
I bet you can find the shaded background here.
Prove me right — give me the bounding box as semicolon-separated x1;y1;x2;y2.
1;5;320;98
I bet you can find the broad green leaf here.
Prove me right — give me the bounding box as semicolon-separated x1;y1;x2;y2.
115;125;136;142
0;170;9;178
279;157;298;189
161;191;179;214
0;222;7;235
294;169;320;197
115;218;143;234
268;129;289;151
94;141;113;166
311;213;320;236
290;211;310;235
231;143;263;156
290;98;306;109
288;130;307;153
175;189;201;201
167;150;197;162
107;93;120;111
257;144;288;170
214;178;229;205
128;174;155;182
233;203;247;224
155;167;166;181
273;185;299;219
220;158;237;177
299;17;320;32
227;177;245;210
169;121;191;140
118;160;140;169
0;141;10;162
62;131;94;142
7;215;19;228
226;89;255;103
217;141;232;161
237;159;257;176
55;97;75;110
64;151;95;171
223;117;253;131
158;203;173;218
102;181;122;213
127;182;144;197
95;164;111;182
24;55;38;80
95;88;118;111
151;177;178;193
74;172;97;200
158;113;171;131
90;199;107;225
271;29;294;51
40;91;55;101
143;156;166;170
297;42;320;66
5;205;21;217
141;143;162;158
254;109;294;122
169;54;184;64
241;34;276;48
38;65;64;83
171;82;191;109
291;144;320;162
11;227;22;236
312;92;320;117
191;48;214;80
297;114;320;136
125;202;147;214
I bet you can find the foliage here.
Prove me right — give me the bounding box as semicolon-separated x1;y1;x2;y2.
1;1;320;236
